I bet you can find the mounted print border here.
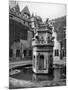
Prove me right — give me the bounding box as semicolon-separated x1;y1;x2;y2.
9;0;66;89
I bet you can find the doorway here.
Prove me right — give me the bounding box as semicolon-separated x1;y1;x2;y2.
39;55;44;70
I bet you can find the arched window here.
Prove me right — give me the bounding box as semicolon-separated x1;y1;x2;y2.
9;49;13;57
16;49;20;57
29;50;32;56
24;50;27;56
55;49;59;56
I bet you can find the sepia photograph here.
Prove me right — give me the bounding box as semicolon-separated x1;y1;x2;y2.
9;0;66;89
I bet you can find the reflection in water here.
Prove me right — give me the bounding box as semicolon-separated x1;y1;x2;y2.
53;68;66;81
10;66;66;82
32;73;54;82
53;69;61;81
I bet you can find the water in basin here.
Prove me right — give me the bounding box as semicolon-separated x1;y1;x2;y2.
10;66;66;82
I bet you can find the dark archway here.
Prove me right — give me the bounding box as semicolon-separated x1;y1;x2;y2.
39;55;44;70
